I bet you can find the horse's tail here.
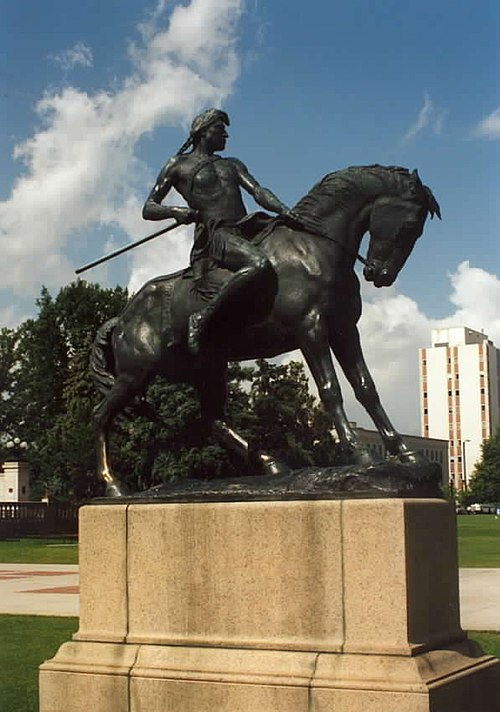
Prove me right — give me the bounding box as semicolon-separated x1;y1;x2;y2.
90;317;119;395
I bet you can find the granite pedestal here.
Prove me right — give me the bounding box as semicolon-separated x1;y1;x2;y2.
39;498;500;711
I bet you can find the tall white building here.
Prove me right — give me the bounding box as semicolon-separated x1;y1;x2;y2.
419;327;500;491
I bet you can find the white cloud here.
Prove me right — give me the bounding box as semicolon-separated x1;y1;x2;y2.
0;0;243;297
401;92;446;143
50;41;94;71
0;304;29;330
475;107;500;139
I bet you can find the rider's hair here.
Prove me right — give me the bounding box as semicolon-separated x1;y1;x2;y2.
176;136;193;155
177;108;230;155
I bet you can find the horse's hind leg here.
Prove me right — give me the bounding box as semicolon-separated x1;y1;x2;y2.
93;373;148;496
211;420;289;476
197;359;289;476
331;325;425;464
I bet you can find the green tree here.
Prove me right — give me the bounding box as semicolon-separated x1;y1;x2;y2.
1;282;128;499
244;359;338;469
106;363;255;491
0;328;17;447
108;359;339;490
467;427;500;503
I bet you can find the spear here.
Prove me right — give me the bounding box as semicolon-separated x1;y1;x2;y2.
75;221;180;275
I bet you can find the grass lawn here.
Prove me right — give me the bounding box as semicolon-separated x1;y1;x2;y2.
0;515;498;568
0;615;78;712
0;616;497;712
456;515;500;568
0;538;78;565
470;631;500;659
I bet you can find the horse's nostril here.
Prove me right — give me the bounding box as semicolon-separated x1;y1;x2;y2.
379;269;394;286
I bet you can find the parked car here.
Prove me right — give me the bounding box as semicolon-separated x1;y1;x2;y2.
466;502;497;514
467;503;482;514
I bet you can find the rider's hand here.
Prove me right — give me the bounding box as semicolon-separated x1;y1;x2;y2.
172;207;199;225
283;208;302;223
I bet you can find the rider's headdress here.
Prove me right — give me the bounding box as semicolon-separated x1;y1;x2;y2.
177;108;230;155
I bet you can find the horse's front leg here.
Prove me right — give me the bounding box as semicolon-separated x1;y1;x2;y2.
297;311;374;466
331;325;426;464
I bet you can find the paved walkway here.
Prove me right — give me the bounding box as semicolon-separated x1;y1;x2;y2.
459;568;500;631
0;563;79;617
0;564;498;630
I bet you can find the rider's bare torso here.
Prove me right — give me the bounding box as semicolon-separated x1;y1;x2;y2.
164;154;250;225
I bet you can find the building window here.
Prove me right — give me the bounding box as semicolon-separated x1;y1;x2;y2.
21;486;26;495
8;488;13;493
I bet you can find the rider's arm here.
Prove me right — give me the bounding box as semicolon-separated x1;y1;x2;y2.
142;157;198;224
231;158;290;215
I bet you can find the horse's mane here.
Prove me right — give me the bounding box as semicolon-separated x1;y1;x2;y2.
294;164;414;217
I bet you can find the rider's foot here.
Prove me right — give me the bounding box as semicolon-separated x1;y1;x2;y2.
188;309;211;356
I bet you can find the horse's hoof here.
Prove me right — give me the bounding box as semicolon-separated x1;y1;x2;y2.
257;452;290;477
105;481;130;498
351;447;376;468
399;450;428;466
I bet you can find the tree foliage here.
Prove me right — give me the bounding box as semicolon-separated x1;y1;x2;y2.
1;283;339;501
0;282;128;499
0;327;17;438
467;426;500;503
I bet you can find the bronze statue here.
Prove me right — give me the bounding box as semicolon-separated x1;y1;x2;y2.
142;108;296;356
91;112;440;497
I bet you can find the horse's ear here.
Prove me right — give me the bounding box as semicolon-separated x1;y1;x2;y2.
424;186;442;220
413;169;441;220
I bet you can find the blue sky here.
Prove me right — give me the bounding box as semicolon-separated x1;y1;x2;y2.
0;0;498;432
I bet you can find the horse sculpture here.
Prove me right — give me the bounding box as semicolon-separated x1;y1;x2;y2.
91;164;440;496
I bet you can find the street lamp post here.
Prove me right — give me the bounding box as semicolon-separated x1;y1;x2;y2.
461;438;471;491
6;437;28;461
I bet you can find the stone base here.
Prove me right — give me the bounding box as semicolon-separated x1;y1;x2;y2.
39;499;500;711
40;638;499;711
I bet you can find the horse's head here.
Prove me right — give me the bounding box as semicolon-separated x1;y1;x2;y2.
363;169;441;288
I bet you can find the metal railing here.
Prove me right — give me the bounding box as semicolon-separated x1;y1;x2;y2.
0;501;78;538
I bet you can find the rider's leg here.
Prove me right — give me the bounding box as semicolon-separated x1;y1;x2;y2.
188;230;277;354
